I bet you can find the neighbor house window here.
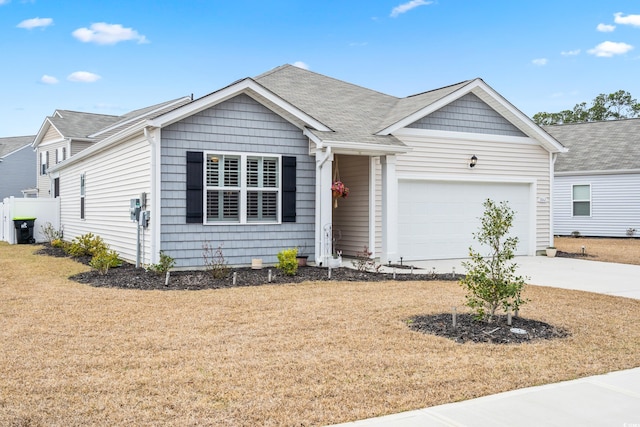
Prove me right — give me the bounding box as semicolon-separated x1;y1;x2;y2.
55;147;66;164
572;184;590;216
205;153;279;223
80;173;86;219
40;151;48;175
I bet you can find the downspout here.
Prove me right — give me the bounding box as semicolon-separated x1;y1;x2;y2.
144;127;159;265
550;152;557;248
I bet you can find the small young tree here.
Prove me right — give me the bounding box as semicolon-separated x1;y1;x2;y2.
459;199;527;323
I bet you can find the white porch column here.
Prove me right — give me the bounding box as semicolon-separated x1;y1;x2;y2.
315;148;333;266
380;155;398;265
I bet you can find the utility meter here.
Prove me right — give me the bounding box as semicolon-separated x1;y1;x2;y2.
130;198;141;222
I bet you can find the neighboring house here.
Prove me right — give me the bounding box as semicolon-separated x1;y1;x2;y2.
0;135;36;199
545;119;640;237
32;98;191;198
48;64;565;268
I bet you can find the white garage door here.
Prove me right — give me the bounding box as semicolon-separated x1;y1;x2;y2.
398;180;532;260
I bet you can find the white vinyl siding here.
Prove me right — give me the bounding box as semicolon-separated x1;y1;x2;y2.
554;174;640;237
58;134;152;264
393;129;551;255
332;154;370;257
572;184;591;216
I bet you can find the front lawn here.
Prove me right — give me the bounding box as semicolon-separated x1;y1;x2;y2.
1;242;639;426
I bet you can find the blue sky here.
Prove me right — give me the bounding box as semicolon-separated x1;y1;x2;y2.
2;0;640;136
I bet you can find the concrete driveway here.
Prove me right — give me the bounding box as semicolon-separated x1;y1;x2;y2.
407;255;640;299
330;256;640;427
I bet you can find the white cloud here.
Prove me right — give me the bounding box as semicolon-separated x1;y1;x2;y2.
0;0;10;5
587;41;634;57
72;22;149;45
348;42;368;47
67;71;101;83
292;61;309;70
17;17;53;30
614;12;640;27
390;0;433;18
40;75;59;84
532;58;548;66
596;23;616;32
561;49;581;56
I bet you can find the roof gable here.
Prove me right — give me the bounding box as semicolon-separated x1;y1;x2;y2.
379;78;565;153
407;92;526;137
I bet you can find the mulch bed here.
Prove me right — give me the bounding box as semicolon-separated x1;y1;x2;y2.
556;250;596;259
35;244;570;344
408;313;570;344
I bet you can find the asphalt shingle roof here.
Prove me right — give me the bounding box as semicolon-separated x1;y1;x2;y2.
254;65;485;149
0;135;35;157
544;119;640;172
48;111;120;141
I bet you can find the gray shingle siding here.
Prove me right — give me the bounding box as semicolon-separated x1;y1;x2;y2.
160;94;315;268
408;93;526;137
0;144;36;199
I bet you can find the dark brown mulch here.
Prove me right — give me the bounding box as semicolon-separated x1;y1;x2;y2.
35;244;463;291
556;250;595;259
35;244;570;344
408;313;570;344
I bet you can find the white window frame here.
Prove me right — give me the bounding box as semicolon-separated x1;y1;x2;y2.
80;173;86;220
40;151;48;175
55;147;66;164
204;151;281;225
572;184;591;217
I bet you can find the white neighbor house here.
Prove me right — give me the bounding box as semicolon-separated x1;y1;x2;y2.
47;65;566;268
545;119;640;237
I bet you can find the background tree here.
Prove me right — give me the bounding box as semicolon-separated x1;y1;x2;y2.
533;90;640;125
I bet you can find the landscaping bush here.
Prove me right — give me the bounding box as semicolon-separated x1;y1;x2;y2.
40;222;62;244
459;199;527;323
276;248;298;276
66;233;107;258
89;249;121;275
203;242;229;279
147;251;176;274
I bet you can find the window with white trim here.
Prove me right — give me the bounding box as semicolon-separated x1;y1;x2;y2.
56;147;66;164
80;173;86;219
572;184;590;216
205;153;280;223
40;151;48;175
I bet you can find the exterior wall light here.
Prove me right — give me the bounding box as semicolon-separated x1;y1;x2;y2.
469;155;478;168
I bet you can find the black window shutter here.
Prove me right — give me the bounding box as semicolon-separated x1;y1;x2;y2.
282;156;296;222
186;151;204;223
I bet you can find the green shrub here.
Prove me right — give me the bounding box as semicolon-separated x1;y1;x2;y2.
66;233;107;258
89;249;121;275
147;251;176;274
276;247;298;276
459;199;528;323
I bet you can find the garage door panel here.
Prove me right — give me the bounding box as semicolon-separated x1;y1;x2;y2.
398;181;530;260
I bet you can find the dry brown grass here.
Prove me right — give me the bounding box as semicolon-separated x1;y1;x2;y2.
1;242;639;426
555;236;640;265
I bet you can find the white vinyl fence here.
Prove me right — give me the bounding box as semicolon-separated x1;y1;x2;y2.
1;197;60;244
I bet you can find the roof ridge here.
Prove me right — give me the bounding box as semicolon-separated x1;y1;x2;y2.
255;64;398;100
405;79;475;98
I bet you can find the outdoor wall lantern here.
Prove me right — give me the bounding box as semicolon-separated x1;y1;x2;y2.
469;155;478;168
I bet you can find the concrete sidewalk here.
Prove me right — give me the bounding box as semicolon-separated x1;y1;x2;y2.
330;367;640;427
328;256;640;427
